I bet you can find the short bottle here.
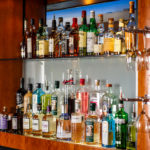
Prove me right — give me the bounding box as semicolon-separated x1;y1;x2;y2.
7;113;13;133
1;106;8;132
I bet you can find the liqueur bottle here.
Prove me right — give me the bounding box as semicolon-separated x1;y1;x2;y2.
102;107;115;148
1;106;8;132
7;113;13;133
103;18;115;55
16;78;27;112
87;10;97;56
85;103;100;145
32;83;45;114
27;18;36;58
69;18;79;56
115;101;128;149
79;10;88;56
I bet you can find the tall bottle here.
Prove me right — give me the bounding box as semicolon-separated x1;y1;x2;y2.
87;10;97;56
49;15;57;58
32;83;45;114
1;106;8;132
69;18;79;56
27;19;36;58
16;78;27;112
103;18;115;55
79;10;88;56
115;101;128;149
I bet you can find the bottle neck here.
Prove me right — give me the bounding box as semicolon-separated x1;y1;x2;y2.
108;24;114;32
72;22;78;30
90;18;96;26
81;17;87;25
59;21;63;26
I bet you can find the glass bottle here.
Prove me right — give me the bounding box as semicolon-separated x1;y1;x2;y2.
49;15;57;58
42;104;56;138
32;83;45;114
126;104;136;150
79;10;88;56
115;101;128;149
103;18;115;55
114;18;126;55
69;18;79;56
23;104;32;135
1;106;8;132
41;81;51;114
16;78;27;113
24;83;33;114
27;18;36;58
7;113;13;133
87;10;97;56
12;106;23;135
85;103;100;145
102;107;115;148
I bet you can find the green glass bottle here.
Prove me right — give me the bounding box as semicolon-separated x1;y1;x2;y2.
79;10;88;56
87;10;97;56
126;104;136;150
115;101;128;149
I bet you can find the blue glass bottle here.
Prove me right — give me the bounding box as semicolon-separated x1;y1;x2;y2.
32;83;45;114
102;107;115;148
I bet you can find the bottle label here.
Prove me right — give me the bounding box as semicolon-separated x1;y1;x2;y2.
69;37;74;54
79;31;86;48
94;44;103;54
51;96;57;115
71;115;82;123
102;121;108;145
32;94;38;114
36;40;39;56
125;32;133;50
12;118;18;130
16;93;23;108
32;119;39;131
39;40;49;56
49;38;54;53
103;38;114;52
114;39;121;53
23;118;30;130
1;116;7;130
115;118;126;124
85;121;94;142
27;38;32;53
98;36;104;44
87;32;96;53
42;120;49;133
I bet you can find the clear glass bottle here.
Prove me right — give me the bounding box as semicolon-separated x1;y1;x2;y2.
103;18;115;55
115;101;128;149
79;10;88;56
32;83;45;114
1;106;8;132
102;107;115;148
42;104;56;138
87;10;97;56
85;103;100;145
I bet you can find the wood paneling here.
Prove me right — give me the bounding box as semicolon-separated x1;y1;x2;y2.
0;0;23;59
47;0;67;5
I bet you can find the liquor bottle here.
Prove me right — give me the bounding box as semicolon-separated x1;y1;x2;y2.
79;10;88;56
27;19;36;58
114;18;126;55
12;106;23;135
49;15;57;58
42;104;56;138
87;10;97;56
126;104;136;150
23;104;32;135
85;103;100;145
24;83;33;114
115;101;128;149
1;106;8;132
16;78;27;112
102;107;115;148
20;41;26;59
94;14;105;55
32;83;45;114
57;17;65;57
23;18;28;58
125;1;136;52
103;18;115;55
69;18;79;56
7;113;13;133
41;81;51;114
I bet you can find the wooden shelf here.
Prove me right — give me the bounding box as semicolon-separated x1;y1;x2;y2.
0;132;115;150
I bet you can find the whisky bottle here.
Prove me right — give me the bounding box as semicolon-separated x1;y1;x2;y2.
7;113;13;133
103;18;115;55
27;19;36;58
69;18;79;56
24;83;33;114
1;106;8;132
87;10;97;56
79;10;88;56
85;103;100;145
115;101;128;149
16;78;27;112
42;105;56;138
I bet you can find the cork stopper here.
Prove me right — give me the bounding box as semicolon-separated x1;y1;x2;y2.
98;14;103;21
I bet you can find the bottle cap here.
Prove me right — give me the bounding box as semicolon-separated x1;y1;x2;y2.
90;10;95;18
30;18;35;26
80;78;85;85
106;84;112;87
73;18;77;24
28;83;33;91
36;83;41;88
119;103;124;108
3;106;6;112
98;14;103;21
108;18;114;24
82;10;86;17
55;81;60;89
95;80;100;86
59;17;63;22
90;103;96;111
65;22;70;27
129;1;134;5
